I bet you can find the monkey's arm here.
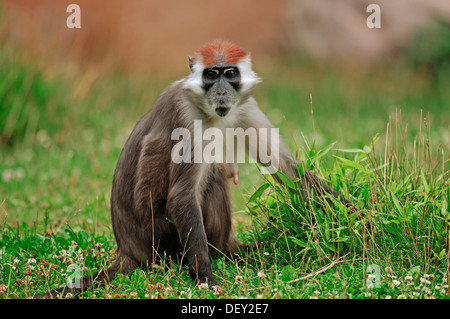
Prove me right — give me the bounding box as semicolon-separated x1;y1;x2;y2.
239;100;353;208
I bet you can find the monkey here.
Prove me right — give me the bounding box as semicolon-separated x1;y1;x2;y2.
40;40;352;298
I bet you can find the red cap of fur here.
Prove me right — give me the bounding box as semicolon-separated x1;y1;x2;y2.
194;40;249;67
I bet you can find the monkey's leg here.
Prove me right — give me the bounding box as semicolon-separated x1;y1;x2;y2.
167;185;217;287
223;236;261;261
87;253;140;285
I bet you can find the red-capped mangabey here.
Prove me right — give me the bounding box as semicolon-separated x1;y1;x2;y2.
41;40;352;297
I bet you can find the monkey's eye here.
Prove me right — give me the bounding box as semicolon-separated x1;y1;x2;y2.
224;68;237;78
205;69;219;79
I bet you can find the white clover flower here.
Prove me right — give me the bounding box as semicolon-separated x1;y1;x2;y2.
27;258;36;264
13;258;20;264
404;275;413;282
392;279;401;287
213;285;222;297
15;168;25;180
2;170;13;183
130;292;138;298
309;291;320;299
385;295;392;299
235;275;243;283
385;267;393;276
364;292;372;298
397;294;406;299
198;282;209;290
257;270;266;278
367;283;374;290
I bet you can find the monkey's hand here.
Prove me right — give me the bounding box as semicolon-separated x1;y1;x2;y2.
195;273;218;289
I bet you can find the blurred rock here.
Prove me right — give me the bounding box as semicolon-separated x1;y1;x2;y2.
284;0;450;64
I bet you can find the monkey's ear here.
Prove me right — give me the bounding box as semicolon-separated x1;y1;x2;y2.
188;56;194;72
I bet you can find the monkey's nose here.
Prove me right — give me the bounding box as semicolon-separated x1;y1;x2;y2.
216;89;228;96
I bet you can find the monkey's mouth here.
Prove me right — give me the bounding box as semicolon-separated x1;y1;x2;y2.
215;107;230;117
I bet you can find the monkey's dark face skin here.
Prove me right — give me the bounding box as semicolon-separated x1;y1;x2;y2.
202;66;241;117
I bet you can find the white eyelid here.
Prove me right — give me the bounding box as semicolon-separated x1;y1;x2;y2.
224;68;235;73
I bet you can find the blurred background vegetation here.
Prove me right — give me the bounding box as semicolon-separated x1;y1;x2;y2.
0;0;449;235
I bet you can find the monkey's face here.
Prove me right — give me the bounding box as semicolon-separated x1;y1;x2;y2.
202;66;241;117
182;40;261;118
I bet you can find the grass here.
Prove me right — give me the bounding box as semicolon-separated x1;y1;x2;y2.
247;111;449;299
1;40;449;299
